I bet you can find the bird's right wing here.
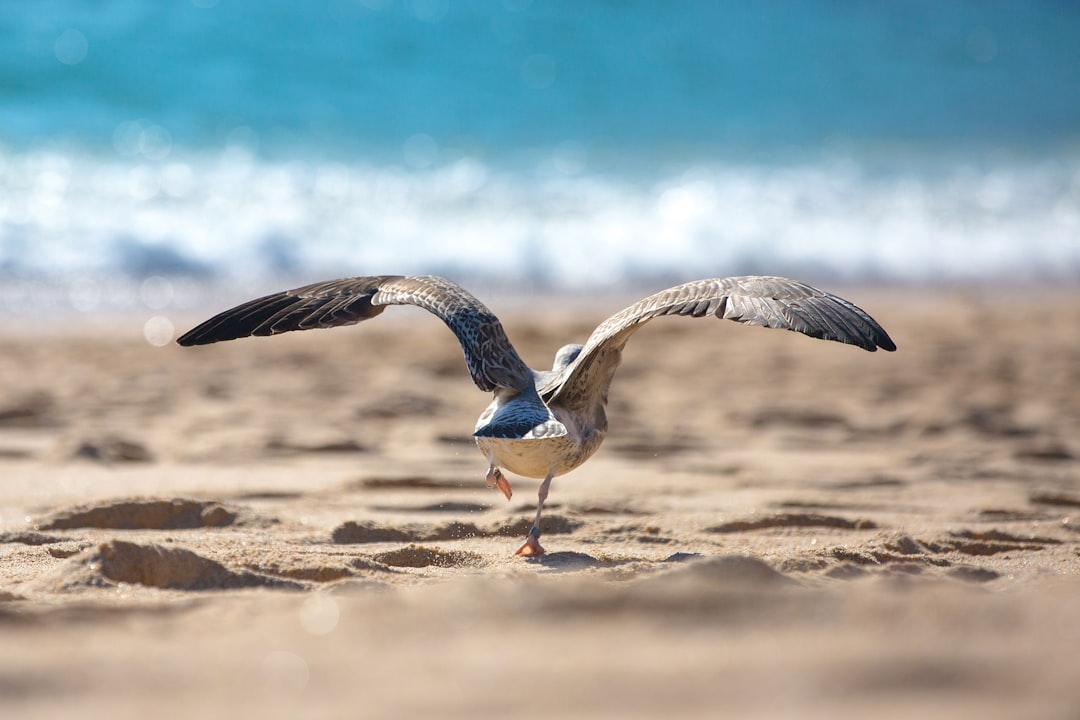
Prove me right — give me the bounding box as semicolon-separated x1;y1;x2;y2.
176;275;534;393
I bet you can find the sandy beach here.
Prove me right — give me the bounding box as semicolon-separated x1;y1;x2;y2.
1;285;1078;719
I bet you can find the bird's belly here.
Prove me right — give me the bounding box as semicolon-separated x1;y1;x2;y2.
475;434;602;480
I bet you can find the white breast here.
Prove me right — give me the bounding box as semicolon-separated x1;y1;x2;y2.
475;417;606;480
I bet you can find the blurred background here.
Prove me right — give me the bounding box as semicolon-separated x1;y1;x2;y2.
1;0;1078;319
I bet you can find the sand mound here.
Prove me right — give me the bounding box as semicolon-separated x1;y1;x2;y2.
34;540;302;591
39;499;238;531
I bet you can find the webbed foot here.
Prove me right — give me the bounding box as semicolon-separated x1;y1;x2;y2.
513;527;545;557
485;466;513;501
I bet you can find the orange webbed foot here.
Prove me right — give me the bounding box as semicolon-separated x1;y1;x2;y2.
514;531;545;557
485;466;513;501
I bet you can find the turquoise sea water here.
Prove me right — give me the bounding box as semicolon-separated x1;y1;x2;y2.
1;0;1078;312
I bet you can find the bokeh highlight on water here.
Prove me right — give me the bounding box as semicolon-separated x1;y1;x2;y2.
1;0;1078;316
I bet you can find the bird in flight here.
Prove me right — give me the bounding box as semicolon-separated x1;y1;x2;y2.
178;275;895;556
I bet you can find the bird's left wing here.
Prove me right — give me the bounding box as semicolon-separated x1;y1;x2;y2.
540;276;895;411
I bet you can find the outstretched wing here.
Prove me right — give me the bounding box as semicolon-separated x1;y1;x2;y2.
176;275;533;392
541;276;895;410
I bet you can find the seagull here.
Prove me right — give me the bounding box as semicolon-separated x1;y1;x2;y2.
177;275;895;556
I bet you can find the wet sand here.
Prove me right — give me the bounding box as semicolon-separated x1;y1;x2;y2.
1;286;1078;719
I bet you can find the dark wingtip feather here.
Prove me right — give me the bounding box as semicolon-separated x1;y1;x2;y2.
175;331;201;347
175;279;393;347
175;294;302;346
876;331;897;352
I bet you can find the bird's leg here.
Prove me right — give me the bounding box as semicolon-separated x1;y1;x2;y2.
514;471;553;557
485;463;513;501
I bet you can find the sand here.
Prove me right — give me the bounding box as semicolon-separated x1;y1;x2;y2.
1;286;1078;719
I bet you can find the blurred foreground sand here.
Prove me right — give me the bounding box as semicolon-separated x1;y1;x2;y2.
1;286;1078;719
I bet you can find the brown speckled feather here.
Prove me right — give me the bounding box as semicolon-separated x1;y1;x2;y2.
540;276;895;412
176;275;533;392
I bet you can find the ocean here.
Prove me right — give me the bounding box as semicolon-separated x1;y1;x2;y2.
2;0;1079;315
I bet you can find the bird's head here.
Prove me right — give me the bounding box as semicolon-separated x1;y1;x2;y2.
551;343;584;371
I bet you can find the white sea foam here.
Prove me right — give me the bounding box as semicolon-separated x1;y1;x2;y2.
1;147;1077;313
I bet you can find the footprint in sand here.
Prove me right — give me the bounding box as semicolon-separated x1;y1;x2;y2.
790;532;1027;584
330;515;582;544
372;544;484;568
947;566;1001;583
0;392;57;429
0;531;68;546
1029;492;1080;509
68;435;153;463
369;501;492;513
263;437;368;456
944;529;1062;556
745;408;850;430
243;563;358;583
707;512;877;533
351;475;471;492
